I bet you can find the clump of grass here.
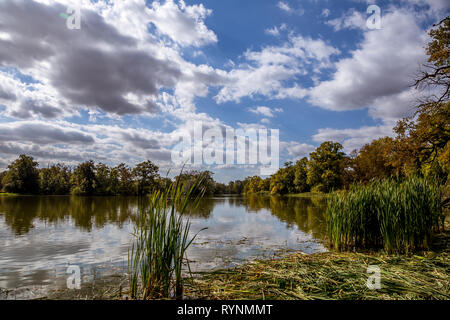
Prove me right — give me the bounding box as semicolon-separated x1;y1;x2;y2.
327;177;443;253
128;177;206;299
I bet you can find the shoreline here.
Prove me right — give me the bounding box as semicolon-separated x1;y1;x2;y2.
186;218;449;300
32;227;449;300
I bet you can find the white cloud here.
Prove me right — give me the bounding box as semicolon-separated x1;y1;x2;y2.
312;124;395;153
277;1;292;12
215;34;340;103
326;9;366;31
275;84;309;100
401;0;450;14
265;24;287;37
236;122;268;130
147;0;217;47
310;9;428;123
265;27;280;37
277;1;304;15
248;106;283;118
282;142;316;160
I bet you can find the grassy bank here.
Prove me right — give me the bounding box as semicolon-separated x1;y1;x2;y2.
0;193;19;197
286;192;328;198
244;192;328;198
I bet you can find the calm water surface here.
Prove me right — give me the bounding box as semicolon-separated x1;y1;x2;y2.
0;195;327;297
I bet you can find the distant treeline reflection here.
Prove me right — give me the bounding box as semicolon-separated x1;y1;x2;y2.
0;196;327;240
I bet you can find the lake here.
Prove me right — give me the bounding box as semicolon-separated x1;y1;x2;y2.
0;195;328;298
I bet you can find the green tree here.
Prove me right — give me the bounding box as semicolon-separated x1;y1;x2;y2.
293;157;310;193
270;162;296;195
115;163;135;195
95;163;112;195
244;176;263;194
0;171;6;192
393;17;450;180
108;165;121;195
155;176;172;192
214;182;226;195
2;155;40;194
40;164;71;195
393;103;449;178
227;180;244;194
71;160;96;195
175;170;215;196
133;160;159;195
258;177;271;192
307;142;346;193
354;137;396;183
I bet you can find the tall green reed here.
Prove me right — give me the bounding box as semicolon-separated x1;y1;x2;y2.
327;177;443;253
129;176;206;299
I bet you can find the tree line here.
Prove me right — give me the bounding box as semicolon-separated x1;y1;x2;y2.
0;155;244;196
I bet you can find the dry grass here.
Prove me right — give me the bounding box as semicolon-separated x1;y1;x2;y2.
185;228;450;300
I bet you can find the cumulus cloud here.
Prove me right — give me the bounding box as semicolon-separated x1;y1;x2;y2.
215;34;339;103
248;106;283;118
0;0;225;120
307;3;449;154
326;9;366;31
0;71;76;119
312;124;395;153
282;142;316;160
0;121;95;145
310;9;428;121
147;0;217;47
0;120;177;169
0;0;185;117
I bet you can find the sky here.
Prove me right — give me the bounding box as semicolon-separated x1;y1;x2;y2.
0;0;448;182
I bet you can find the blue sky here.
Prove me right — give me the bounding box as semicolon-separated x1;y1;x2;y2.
0;0;448;182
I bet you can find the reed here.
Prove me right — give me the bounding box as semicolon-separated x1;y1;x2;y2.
327;177;443;253
128;176;206;299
